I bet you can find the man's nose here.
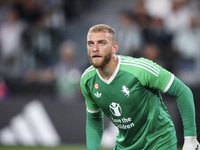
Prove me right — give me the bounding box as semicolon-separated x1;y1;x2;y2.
93;43;99;52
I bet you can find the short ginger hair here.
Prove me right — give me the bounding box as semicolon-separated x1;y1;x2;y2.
88;24;116;42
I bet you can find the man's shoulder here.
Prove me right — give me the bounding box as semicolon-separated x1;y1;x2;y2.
120;55;153;69
120;55;160;76
120;55;153;64
80;65;96;83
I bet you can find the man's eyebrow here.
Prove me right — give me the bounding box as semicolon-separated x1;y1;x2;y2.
87;40;93;43
98;39;106;42
87;39;107;43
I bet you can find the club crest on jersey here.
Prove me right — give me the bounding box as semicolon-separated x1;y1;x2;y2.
121;85;130;97
109;102;122;116
94;92;101;98
94;83;99;90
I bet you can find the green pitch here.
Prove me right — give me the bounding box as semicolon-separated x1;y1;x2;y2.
0;145;111;150
0;145;182;150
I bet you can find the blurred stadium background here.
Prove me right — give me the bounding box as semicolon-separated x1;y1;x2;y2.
0;0;199;149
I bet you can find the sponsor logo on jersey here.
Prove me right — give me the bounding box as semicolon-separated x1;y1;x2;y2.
94;92;101;98
94;83;99;90
109;102;122;116
121;85;130;97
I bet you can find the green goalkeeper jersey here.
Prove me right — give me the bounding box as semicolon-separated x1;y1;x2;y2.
81;55;177;149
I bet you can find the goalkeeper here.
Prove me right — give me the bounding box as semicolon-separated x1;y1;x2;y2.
80;24;199;150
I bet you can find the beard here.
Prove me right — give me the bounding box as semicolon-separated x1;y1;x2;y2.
89;52;112;69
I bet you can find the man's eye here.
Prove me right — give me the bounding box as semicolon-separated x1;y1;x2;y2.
88;42;93;46
100;41;105;45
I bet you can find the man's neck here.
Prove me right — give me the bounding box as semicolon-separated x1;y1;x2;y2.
97;55;118;80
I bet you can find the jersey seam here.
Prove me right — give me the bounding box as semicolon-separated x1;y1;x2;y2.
86;107;101;113
162;74;175;93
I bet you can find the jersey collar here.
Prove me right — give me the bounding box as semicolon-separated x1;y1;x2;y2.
96;55;121;84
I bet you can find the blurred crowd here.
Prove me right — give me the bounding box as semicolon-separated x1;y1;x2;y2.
115;0;200;86
0;0;200;102
0;0;87;102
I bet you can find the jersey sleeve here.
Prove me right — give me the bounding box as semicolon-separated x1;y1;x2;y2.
136;58;174;92
80;75;100;113
86;111;104;149
166;76;197;136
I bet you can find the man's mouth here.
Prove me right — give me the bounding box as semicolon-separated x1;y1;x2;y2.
92;55;102;59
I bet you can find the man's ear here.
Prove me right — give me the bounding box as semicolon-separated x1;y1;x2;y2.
112;42;119;54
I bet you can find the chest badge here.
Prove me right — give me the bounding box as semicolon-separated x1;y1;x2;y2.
94;92;101;98
121;85;130;97
94;83;99;90
109;102;122;116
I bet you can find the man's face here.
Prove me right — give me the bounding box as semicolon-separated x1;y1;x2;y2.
87;32;114;69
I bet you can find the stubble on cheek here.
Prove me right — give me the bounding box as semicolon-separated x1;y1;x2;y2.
89;53;111;69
